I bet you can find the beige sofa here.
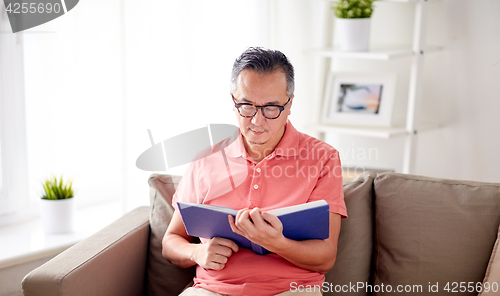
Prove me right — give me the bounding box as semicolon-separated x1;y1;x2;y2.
22;172;500;296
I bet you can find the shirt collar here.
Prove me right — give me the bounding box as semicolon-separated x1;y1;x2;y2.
225;120;300;158
225;130;246;158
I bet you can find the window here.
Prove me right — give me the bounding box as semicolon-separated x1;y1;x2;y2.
1;0;276;220
21;0;274;211
0;128;3;194
0;25;29;219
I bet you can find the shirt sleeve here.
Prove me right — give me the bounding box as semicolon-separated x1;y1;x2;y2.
171;161;200;211
307;148;347;219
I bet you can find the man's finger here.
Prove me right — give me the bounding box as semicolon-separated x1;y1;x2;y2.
248;207;267;228
206;261;225;271
212;254;229;264
214;233;240;253
235;209;254;231
228;214;245;237
262;212;283;230
236;209;250;224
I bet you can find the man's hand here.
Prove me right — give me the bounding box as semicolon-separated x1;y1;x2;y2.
228;207;285;252
163;210;239;271
229;209;341;274
191;237;239;271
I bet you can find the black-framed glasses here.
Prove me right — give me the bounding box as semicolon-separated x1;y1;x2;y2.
232;94;291;120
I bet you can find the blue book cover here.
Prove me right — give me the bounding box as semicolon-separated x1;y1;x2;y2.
177;200;330;255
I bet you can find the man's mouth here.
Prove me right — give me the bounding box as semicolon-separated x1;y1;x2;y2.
249;128;266;135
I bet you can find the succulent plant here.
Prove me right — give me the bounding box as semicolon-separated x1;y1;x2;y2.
333;0;375;19
41;176;74;200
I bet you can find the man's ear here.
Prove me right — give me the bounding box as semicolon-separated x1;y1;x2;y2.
288;95;294;115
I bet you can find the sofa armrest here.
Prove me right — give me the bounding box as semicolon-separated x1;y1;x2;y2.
22;206;150;296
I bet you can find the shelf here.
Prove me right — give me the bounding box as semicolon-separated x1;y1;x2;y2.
309;124;408;139
0;201;122;269
313;0;442;174
310;122;440;139
324;0;441;3
306;45;442;60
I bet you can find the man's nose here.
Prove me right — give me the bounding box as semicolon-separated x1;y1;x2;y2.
251;108;266;126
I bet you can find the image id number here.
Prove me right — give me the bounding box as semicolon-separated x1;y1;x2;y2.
443;282;498;293
5;2;62;14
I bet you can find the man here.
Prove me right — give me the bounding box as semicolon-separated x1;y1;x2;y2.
162;47;346;296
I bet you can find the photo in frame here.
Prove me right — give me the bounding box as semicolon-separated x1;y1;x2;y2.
322;72;397;127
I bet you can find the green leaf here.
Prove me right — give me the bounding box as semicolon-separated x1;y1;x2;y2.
333;0;375;18
40;175;75;200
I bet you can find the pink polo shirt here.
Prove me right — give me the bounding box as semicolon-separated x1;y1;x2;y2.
173;120;346;296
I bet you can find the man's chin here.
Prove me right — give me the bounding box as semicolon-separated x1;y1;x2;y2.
245;134;267;146
248;141;266;146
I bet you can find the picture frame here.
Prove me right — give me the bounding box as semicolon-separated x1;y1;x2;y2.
321;72;397;127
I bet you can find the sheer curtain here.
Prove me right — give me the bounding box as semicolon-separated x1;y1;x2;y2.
0;9;29;221
21;0;273;213
122;0;272;210
23;0;124;210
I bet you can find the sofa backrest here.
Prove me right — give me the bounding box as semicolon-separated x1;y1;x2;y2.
147;174;196;296
147;172;378;296
147;172;500;296
373;173;500;296
324;171;376;296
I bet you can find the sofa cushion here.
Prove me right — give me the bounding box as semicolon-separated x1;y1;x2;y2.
478;225;500;296
374;173;500;296
324;171;376;296
146;174;196;296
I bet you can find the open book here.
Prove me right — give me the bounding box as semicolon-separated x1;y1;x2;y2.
177;200;330;255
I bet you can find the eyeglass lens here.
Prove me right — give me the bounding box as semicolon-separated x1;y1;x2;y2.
239;105;281;119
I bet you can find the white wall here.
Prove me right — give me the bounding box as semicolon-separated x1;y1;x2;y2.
418;0;500;182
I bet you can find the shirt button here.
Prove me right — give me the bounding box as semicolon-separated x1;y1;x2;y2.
256;168;261;173
254;184;259;189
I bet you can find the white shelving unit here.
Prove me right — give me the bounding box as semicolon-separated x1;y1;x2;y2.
310;0;440;174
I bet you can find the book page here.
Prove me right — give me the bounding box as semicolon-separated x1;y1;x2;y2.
267;200;327;216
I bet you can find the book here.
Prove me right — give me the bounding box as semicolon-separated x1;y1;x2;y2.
177;200;330;255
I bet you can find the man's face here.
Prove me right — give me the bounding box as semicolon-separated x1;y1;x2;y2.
232;69;293;156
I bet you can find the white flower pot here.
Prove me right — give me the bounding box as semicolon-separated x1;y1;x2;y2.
335;18;371;52
39;198;75;234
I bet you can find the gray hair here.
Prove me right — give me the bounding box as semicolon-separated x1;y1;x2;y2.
230;47;295;98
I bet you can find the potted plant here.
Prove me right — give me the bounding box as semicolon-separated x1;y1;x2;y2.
39;175;76;234
332;0;375;52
